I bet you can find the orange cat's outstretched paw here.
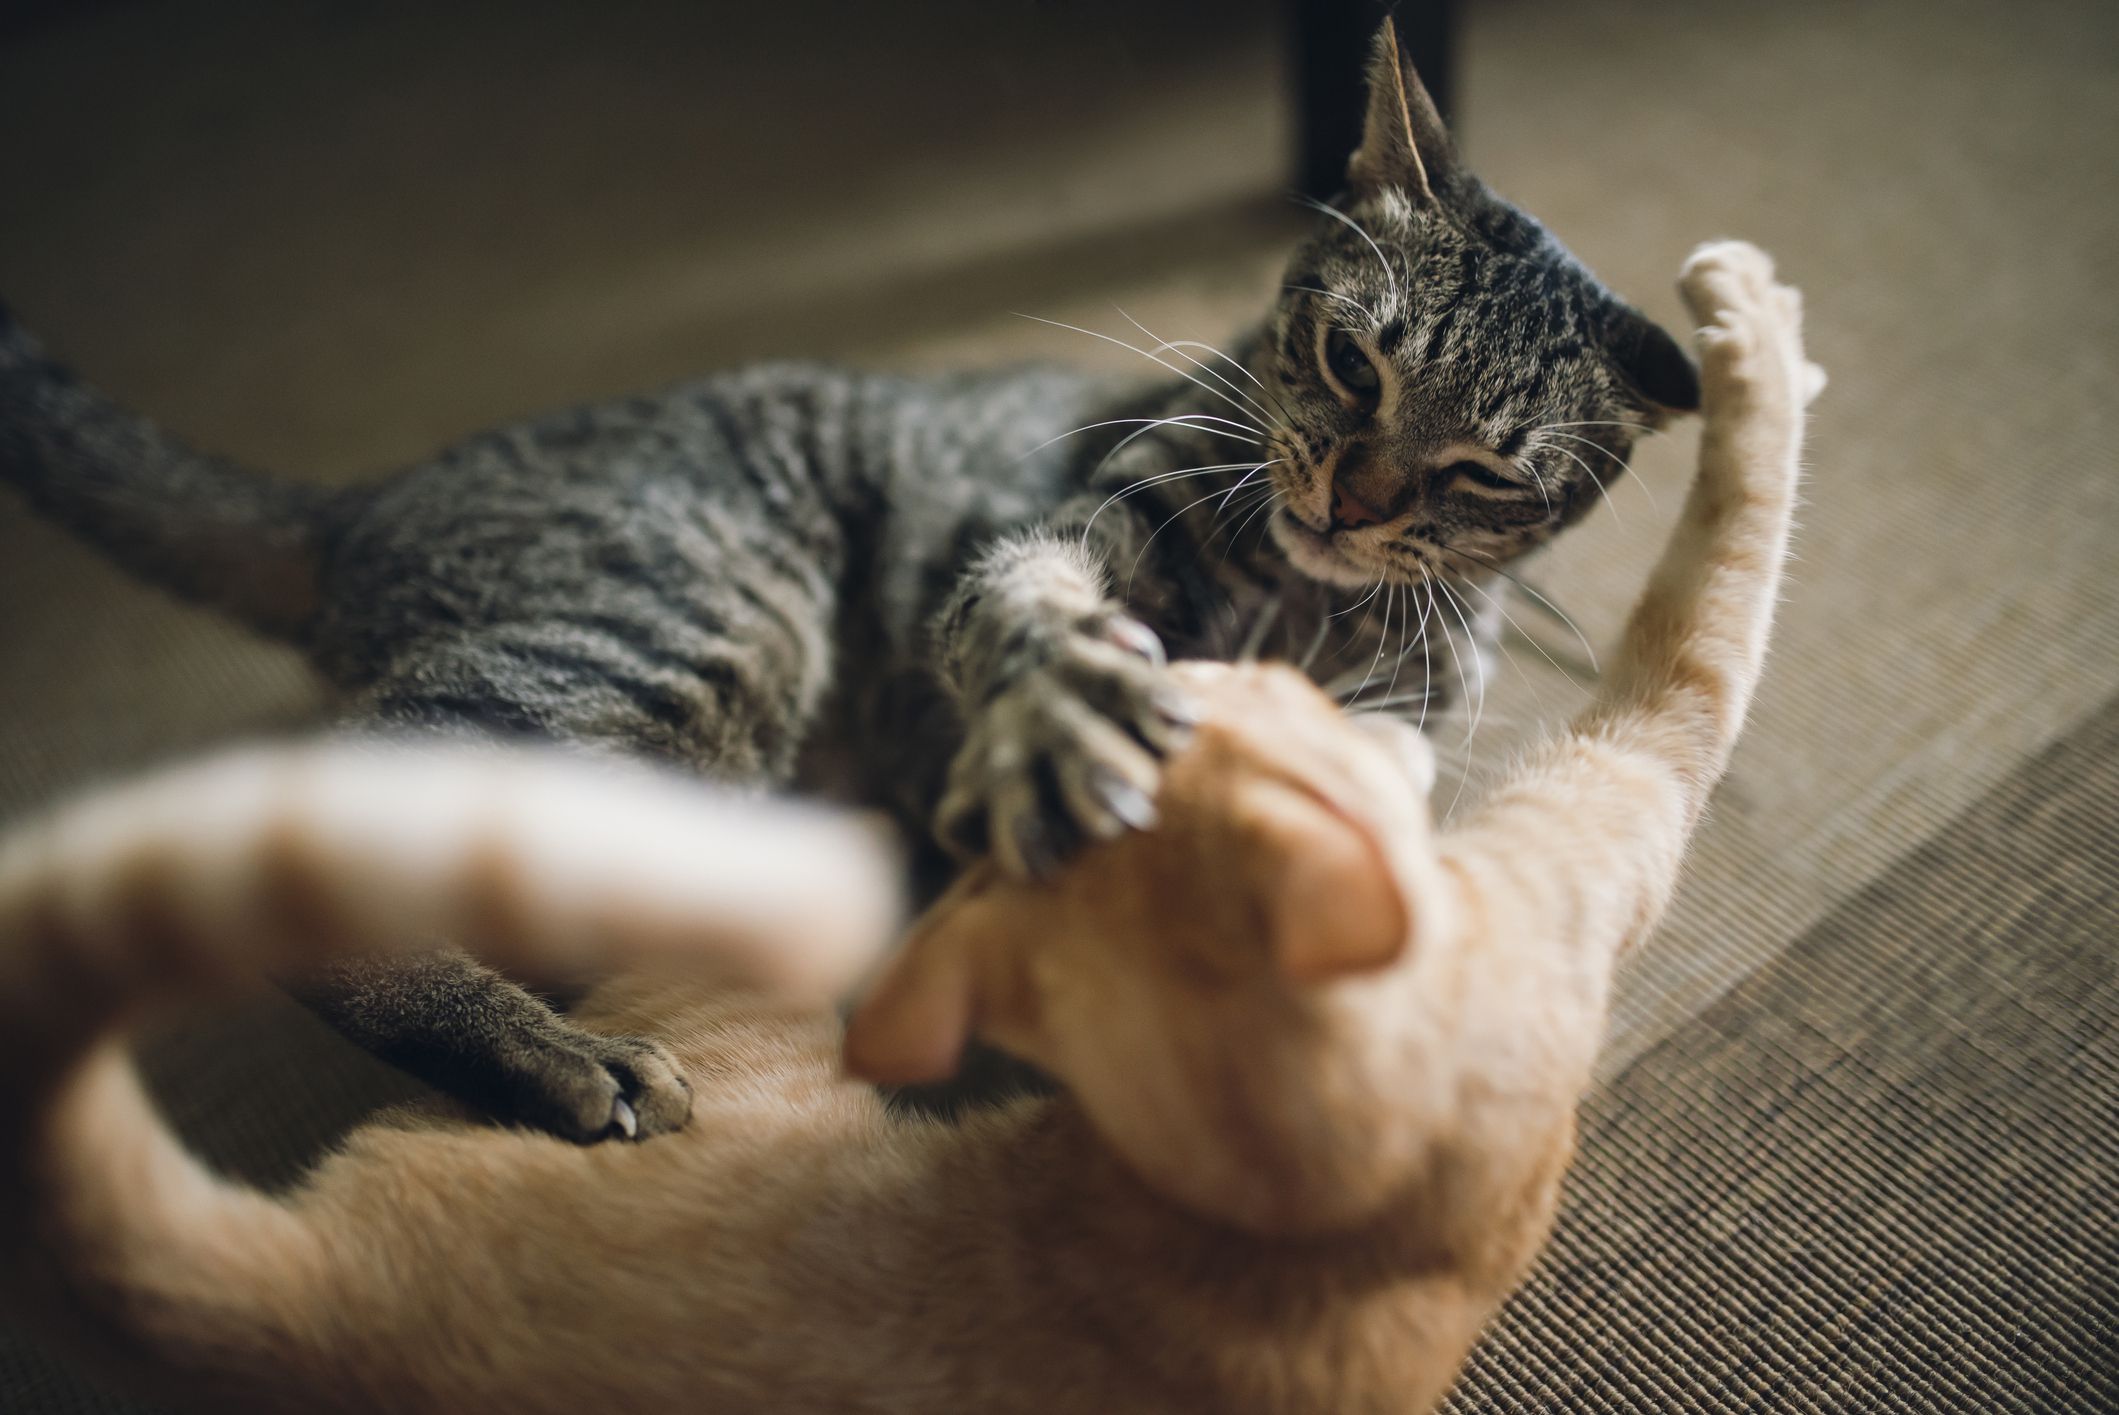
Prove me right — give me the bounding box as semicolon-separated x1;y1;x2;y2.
1678;241;1824;416
1680;240;1776;320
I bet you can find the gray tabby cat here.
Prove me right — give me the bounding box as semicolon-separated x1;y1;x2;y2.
0;22;1697;1143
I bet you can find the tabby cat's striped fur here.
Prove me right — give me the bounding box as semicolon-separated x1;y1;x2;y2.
0;22;1699;1137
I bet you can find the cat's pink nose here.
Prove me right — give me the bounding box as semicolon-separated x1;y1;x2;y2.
1331;482;1384;530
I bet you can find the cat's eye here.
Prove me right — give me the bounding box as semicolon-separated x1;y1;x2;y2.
1446;459;1521;493
1322;328;1381;402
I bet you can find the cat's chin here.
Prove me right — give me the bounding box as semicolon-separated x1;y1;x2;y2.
1270;511;1382;589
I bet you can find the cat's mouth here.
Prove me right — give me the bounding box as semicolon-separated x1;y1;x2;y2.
1269;510;1380;589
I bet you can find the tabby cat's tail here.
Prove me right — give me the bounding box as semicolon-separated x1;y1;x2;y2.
0;742;899;1387
0;305;330;640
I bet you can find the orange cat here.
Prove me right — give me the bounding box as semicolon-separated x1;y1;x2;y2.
0;242;1817;1413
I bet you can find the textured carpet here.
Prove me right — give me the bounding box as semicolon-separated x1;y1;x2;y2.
1446;692;2119;1412
2;0;2114;1408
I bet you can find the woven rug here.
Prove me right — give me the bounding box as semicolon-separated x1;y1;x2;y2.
1447;693;2119;1411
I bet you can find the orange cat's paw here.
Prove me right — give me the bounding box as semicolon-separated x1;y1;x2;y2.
1678;241;1824;414
1680;240;1777;320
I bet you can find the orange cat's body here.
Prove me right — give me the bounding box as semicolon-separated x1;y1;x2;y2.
0;244;1818;1413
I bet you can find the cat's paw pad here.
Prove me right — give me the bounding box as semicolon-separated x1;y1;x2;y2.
937;616;1194;879
498;1027;692;1143
1677;241;1818;411
1679;240;1778;329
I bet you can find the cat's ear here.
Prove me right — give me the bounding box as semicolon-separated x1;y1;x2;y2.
1604;304;1702;416
1261;790;1413;984
841;884;986;1084
1347;16;1458;203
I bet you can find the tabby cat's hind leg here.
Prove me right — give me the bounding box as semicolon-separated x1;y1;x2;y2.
296;532;840;1141
291;952;690;1142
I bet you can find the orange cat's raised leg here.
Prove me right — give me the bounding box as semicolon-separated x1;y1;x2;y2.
1588;239;1825;825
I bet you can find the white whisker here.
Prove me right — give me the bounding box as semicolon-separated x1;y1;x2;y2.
1148;336;1275;399
1294;194;1396;297
1455;547;1600;676
1342;584;1398;705
1119;315;1300;430
1015;313;1266;428
1343;572;1436;713
1368;588;1410;709
1217;489;1286;569
1115;308;1288;432
1204;483;1280;546
1523;462;1553;516
1380;569;1438;711
1432;584;1483;741
1199;488;1280;562
1210;461;1276;516
1546;431;1660;512
1086;414;1258;484
1283;284;1379;325
1534;418;1654;435
1426;580;1485;822
1415;573;1438;732
1328;574;1387;620
1013;413;1262;464
1164;341;1299;429
1453;577;1555;723
1080;462;1260;543
1450;573;1571;700
1122;466;1274;596
1542;441;1625;526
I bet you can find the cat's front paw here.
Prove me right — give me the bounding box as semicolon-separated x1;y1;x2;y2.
496;1026;693;1143
936;615;1196;879
1679;241;1826;414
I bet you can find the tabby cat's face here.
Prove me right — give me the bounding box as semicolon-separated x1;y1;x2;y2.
1255;30;1698;590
